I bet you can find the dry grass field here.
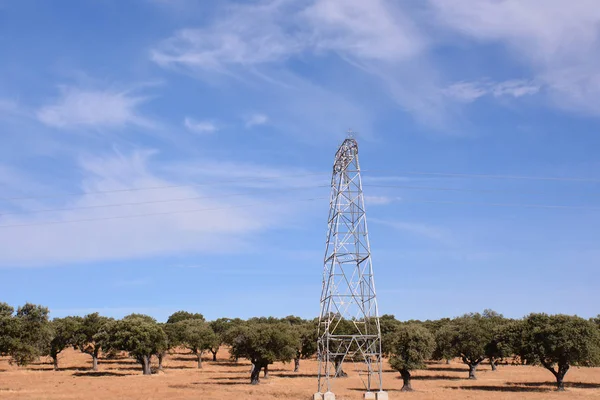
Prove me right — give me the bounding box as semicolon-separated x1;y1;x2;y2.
2;348;600;400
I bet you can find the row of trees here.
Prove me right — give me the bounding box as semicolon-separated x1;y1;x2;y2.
2;303;600;390
383;310;600;391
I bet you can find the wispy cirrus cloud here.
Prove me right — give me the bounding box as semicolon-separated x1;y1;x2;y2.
244;113;268;128
0;149;324;267
184;117;217;133
443;79;541;103
370;218;451;243
430;0;600;115
365;195;398;206
150;0;449;129
37;86;153;129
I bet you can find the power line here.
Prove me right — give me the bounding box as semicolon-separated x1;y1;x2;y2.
400;199;600;210
363;184;600;195
0;196;328;229
1;170;597;204
364;171;600;183
0;185;328;216
0;171;330;202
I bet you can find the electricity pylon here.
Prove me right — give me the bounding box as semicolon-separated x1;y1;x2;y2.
315;132;386;400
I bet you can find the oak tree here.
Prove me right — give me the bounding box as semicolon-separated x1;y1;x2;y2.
229;322;298;384
388;324;435;392
175;319;217;368
516;314;600;391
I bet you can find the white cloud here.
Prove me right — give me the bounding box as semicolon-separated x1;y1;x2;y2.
443;79;541;103
37;87;152;129
151;1;450;127
245;113;268;128
430;0;600;114
0;150;321;267
184;117;217;133
365;195;397;206
302;0;423;62
370;218;451;243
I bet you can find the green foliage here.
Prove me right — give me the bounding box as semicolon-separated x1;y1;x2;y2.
219;318;246;346
281;315;305;326
166;311;205;324
296;322;318;359
229;322;298;384
72;312;112;370
0;302;13;318
104;314;168;375
48;317;80;369
388;324;435;372
437;312;500;379
9;303;53;366
175;319;217;368
388;324;435;391
432;323;455;362
516;314;600;390
0;302;16;356
379;314;402;355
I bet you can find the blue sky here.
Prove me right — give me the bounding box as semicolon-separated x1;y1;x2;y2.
1;0;600;322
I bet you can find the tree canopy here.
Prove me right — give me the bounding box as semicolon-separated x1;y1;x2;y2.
72;313;112;371
229;322;298;384
515;314;600;390
103;314;168;375
47;317;80;370
388;324;435;392
175;319;217;368
166;311;205;324
442;312;496;379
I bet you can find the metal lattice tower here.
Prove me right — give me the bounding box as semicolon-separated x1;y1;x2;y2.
317;132;383;395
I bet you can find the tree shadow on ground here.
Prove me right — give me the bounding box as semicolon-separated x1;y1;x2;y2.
425;367;470;373
55;367;89;372
193;370;241;374
169;356;197;362
194;381;249;386
211;361;248;367
450;385;549;392
72;371;129;377
274;373;318;378
99;359;136;364
168;384;193;389
510;382;600;389
210;376;247;381
411;374;462;381
105;366;142;372
163;365;195;370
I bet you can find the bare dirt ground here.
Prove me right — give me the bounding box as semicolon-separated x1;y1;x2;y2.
2;348;600;400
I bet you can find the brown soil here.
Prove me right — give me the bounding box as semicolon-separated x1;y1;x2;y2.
2;348;600;400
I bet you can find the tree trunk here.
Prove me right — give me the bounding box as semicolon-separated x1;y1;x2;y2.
157;352;164;371
555;363;569;391
211;349;218;362
263;363;269;378
92;354;98;372
141;355;152;375
250;362;263;385
400;368;413;392
52;355;59;371
334;358;347;377
294;358;300;372
446;358;450;365
490;358;497;371
468;363;478;379
196;352;203;369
